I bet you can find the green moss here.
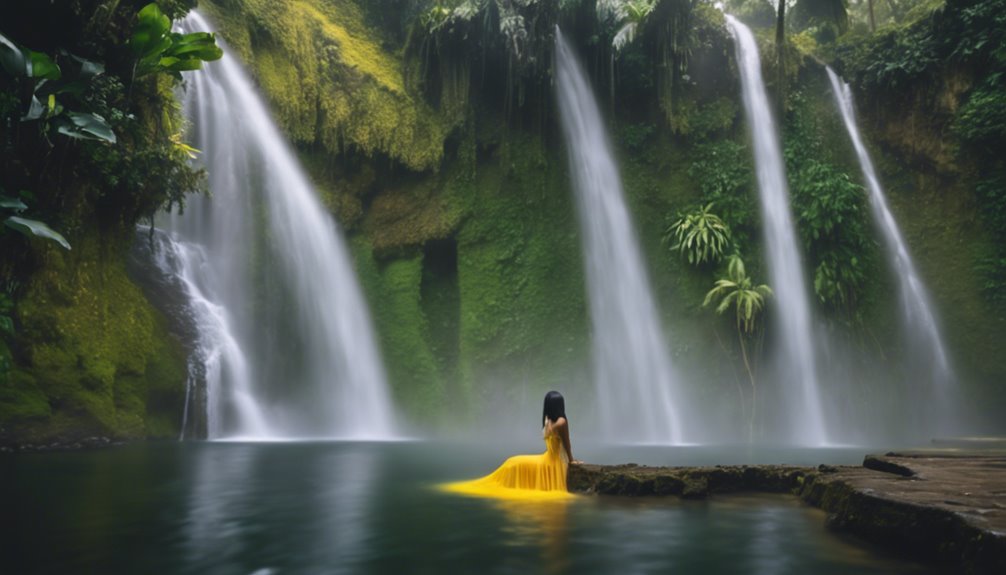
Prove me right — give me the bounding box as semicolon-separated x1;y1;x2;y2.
9;232;187;442
351;238;444;423
363;172;462;255
203;0;451;172
0;370;51;422
447;135;589;408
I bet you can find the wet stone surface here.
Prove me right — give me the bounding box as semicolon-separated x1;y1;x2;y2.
569;451;1006;574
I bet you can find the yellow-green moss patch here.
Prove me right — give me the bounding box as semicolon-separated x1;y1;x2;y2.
203;0;450;172
12;233;186;441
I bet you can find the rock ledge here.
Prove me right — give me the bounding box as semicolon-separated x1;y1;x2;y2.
569;452;1006;574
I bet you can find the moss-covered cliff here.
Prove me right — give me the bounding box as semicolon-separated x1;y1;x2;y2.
195;0;1004;436
3;0;1003;442
0;0;205;445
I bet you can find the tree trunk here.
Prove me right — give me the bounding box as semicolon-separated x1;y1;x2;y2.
738;326;757;442
886;0;903;23
868;0;877;32
714;326;747;424
775;0;786;109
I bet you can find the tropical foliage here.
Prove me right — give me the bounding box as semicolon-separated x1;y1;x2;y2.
598;0;659;52
131;3;223;80
664;203;732;266
687;140;757;247
703;254;772;440
0;31;116;144
1;192;70;251
0;1;219;388
784;90;872;317
704;255;773;334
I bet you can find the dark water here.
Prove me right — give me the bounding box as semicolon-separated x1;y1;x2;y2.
1;441;940;574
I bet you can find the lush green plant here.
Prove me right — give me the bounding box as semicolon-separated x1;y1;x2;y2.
131;3;223;80
411;0;558;119
704;255;773;334
597;0;659;53
618;122;655;151
835;0;1005;92
783;89;871;317
791;0;849;35
688;140;757;248
0;32;116;143
703;254;772;440
955;84;1006;150
664;203;732;266
1;192;71;250
789;155;869;313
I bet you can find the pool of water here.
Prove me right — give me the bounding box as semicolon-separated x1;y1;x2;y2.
1;441;942;574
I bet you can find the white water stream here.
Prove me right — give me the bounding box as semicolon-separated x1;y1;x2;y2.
555;28;685;444
826;67;954;399
724;15;829;444
158;12;395;440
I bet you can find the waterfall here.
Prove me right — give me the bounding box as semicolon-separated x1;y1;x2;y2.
826;67;954;404
555;28;684;444
724;15;829;444
162;11;395;440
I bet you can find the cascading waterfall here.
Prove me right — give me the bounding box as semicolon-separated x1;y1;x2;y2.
555;28;684;444
149;230;272;439
163;11;395;440
724;15;829;444
826;67;954;404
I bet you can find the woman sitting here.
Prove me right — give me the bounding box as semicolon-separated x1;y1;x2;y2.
441;391;579;499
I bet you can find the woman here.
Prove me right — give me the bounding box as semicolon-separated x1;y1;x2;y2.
441;391;580;500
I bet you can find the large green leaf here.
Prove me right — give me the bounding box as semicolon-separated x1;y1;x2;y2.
131;3;172;59
133;6;222;79
26;49;60;80
0;32;26;77
0;195;28;211
159;57;205;72
53;53;105;96
4;216;71;250
167;32;222;61
53;112;117;143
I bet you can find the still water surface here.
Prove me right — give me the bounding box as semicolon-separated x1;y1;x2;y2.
1;441;941;574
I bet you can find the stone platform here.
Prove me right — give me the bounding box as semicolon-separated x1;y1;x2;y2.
569;450;1006;574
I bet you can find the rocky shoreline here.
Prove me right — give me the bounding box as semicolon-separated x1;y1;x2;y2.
0;435;125;453
569;451;1006;574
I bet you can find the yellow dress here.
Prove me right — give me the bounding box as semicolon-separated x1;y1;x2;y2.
440;427;574;500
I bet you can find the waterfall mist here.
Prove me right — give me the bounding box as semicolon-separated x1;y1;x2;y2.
555;28;686;444
158;12;396;440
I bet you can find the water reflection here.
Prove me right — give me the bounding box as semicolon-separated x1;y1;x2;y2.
748;505;789;574
1;442;942;575
182;443;378;574
494;499;571;574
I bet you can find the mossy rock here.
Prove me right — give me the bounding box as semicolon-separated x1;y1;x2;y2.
7;232;187;444
202;0;451;172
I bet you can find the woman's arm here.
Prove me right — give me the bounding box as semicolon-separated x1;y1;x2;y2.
556;418;575;463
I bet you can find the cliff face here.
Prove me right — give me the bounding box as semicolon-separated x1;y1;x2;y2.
2;232;187;445
194;0;1005;433
0;0;199;445
3;0;1002;442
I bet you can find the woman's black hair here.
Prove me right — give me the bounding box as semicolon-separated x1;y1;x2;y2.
542;390;566;427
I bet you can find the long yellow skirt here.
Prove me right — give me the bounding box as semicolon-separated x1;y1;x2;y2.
440;436;574;501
